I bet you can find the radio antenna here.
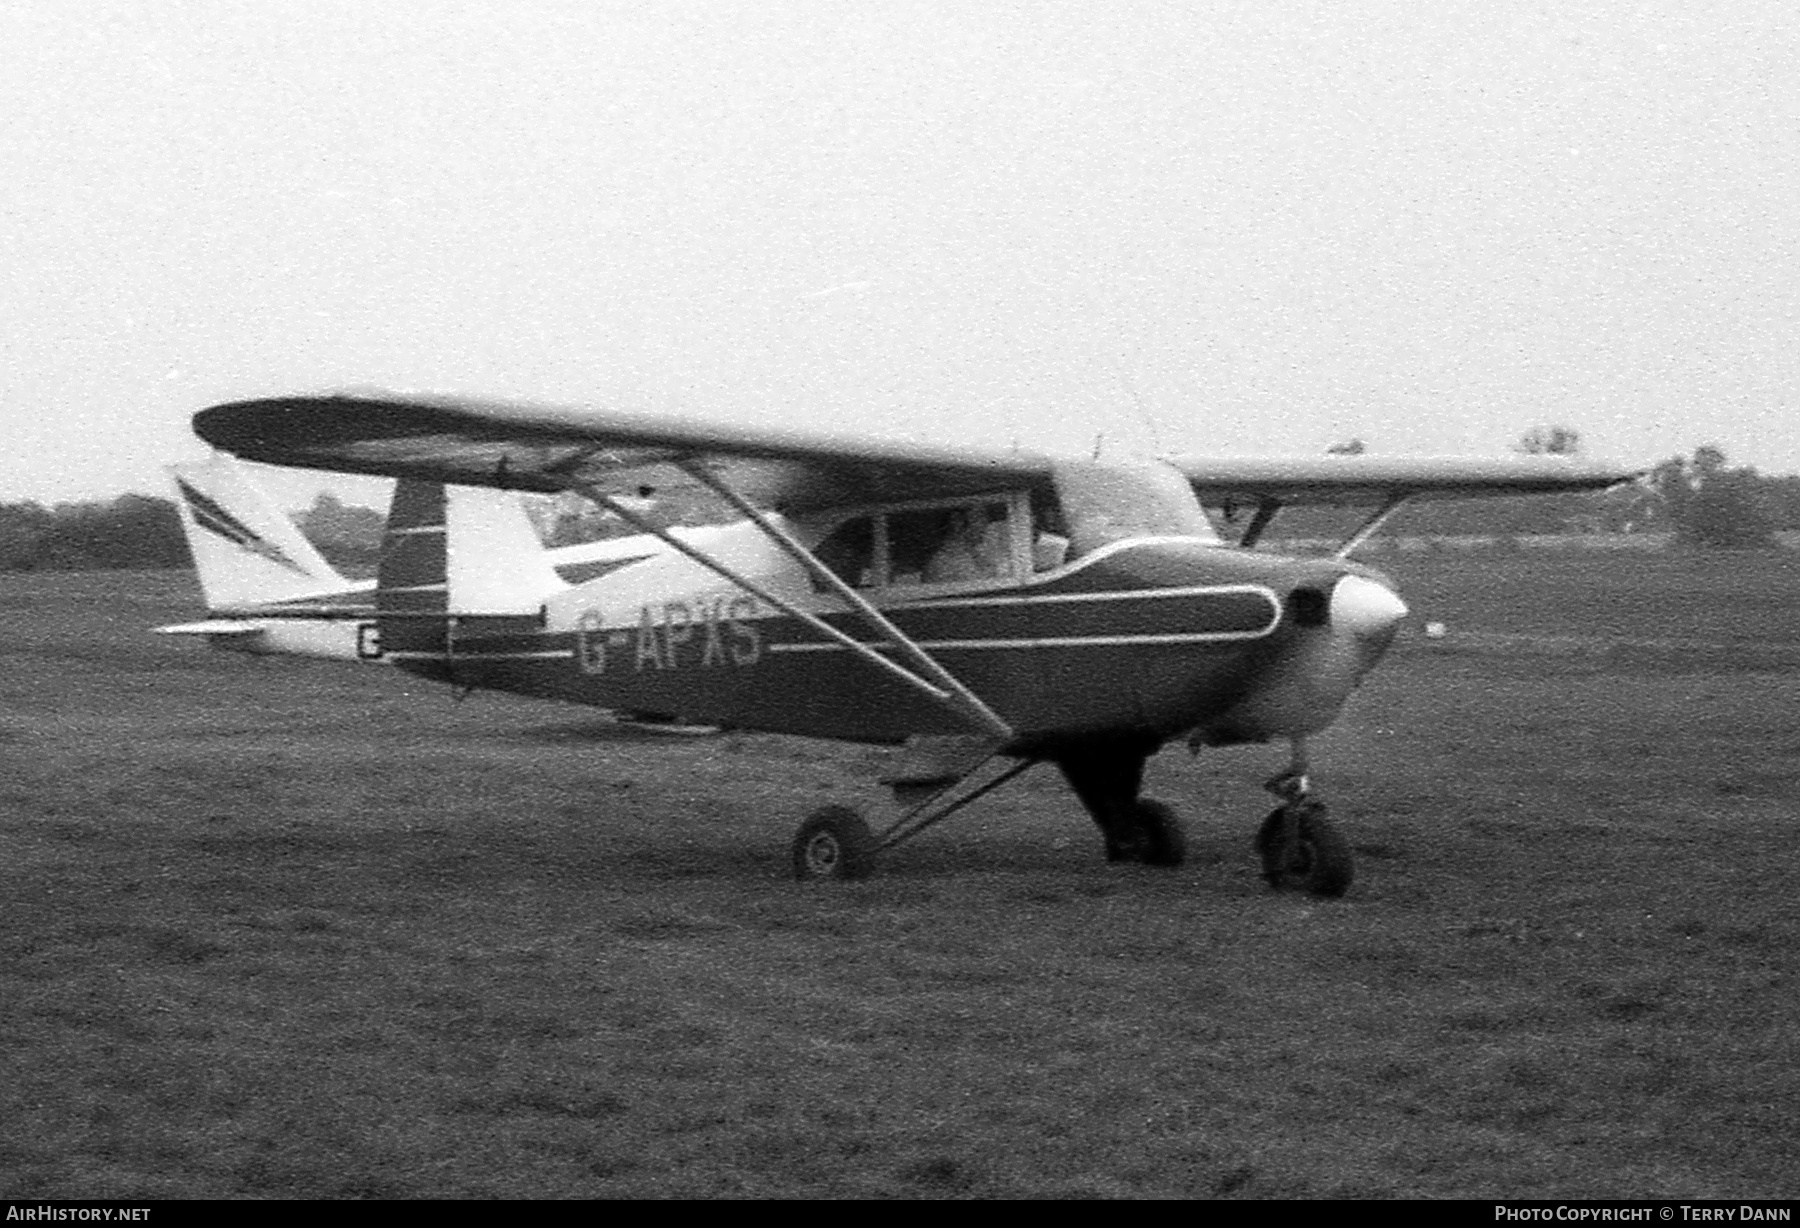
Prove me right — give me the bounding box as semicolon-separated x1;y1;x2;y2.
1110;355;1164;452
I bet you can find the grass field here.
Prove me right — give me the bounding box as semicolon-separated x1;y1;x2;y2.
3;551;1798;1198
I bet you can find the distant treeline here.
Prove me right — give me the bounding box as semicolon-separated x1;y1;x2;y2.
0;495;189;571
4;445;1796;572
0;492;386;573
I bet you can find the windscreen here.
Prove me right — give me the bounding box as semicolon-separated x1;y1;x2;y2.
1051;460;1221;556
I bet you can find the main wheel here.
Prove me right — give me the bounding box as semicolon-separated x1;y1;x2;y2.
792;806;876;880
1255;800;1353;897
1103;818;1147;863
1103;799;1186;866
1134;799;1187;867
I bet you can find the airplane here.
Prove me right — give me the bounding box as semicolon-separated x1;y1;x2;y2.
186;391;1638;893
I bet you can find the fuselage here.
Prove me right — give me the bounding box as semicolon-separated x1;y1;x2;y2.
386;519;1406;750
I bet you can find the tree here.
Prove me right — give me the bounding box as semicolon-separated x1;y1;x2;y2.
1516;425;1582;455
1761;474;1800;531
31;495;186;570
297;493;384;569
0;501;54;570
1488;425;1590;532
1651;446;1777;550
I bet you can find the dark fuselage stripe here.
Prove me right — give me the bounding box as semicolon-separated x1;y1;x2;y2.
390;650;574;660
767;631;1266;652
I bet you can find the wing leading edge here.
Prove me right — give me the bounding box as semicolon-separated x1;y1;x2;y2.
1171;453;1640;505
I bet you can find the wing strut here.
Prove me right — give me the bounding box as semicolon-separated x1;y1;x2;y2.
875;754;1036;852
674;460;1017;742
1237;497;1281;549
1334;494;1410;559
568;476;1015;743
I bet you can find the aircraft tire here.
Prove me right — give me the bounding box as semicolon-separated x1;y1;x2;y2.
792;806;876;881
1254;806;1292;886
1134;799;1187;867
1256;800;1353;897
1103;822;1144;863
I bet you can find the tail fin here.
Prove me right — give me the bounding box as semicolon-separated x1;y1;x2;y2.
376;481;565;656
169;456;348;608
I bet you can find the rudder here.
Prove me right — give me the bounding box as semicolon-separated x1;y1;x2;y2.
375;481;566;658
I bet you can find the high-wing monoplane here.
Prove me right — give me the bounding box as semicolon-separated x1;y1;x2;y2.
186;393;1637;893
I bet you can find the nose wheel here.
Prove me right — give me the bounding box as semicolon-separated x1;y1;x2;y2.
1256;738;1353;897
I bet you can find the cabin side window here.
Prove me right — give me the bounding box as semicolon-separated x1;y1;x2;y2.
810;498;1024;593
888;501;1014;586
1029;487;1072;571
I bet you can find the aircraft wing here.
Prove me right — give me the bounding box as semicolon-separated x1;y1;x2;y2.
1168;454;1641;506
194;392;1060;513
195;392;1641;514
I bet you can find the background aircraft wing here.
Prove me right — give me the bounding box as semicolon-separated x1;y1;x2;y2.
1167;454;1642;505
194;392;1060;513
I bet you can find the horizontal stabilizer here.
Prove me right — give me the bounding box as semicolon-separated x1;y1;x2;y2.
153;617;375;661
154;620;266;637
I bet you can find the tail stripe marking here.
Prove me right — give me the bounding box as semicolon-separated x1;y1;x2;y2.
177;478;308;575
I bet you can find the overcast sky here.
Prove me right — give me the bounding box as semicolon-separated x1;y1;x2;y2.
4;0;1796;507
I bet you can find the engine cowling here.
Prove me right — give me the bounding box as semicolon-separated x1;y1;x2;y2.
1191;572;1407;746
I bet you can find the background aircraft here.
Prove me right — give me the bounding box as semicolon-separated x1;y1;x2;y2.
187;392;1638;893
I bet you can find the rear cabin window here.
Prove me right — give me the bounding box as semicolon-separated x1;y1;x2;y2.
813;515;876;588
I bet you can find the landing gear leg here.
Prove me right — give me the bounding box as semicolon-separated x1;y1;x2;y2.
1256;737;1353;897
790;753;1036;881
1056;741;1186;867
